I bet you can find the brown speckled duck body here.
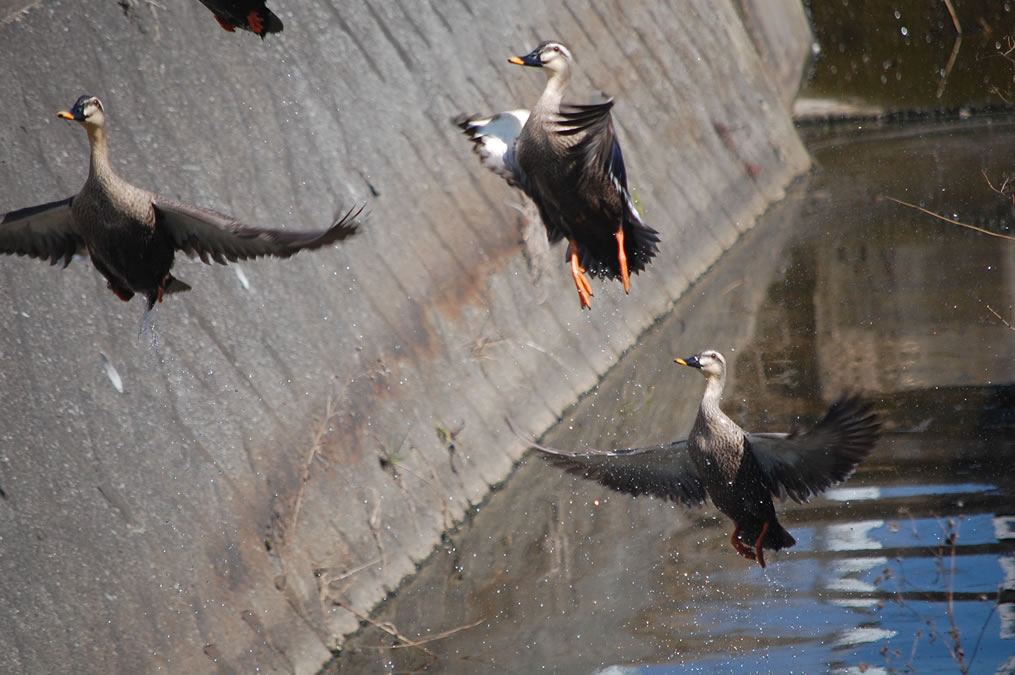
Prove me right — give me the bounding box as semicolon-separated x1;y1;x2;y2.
524;350;881;568
455;41;659;310
0;95;361;312
512;42;658;308
678;351;797;564
60;97;186;307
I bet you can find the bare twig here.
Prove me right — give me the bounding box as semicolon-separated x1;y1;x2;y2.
986;305;1015;332
982;169;1015;204
1002;35;1015;61
936;0;962;98
888;196;1015;241
329;557;381;583
942;0;962;35
944;523;967;673
291;395;341;535
335;601;439;659
968;588;1003;666
388;617;487;649
937;37;962;99
871;516;1003;674
990;86;1013;105
336;601;485;657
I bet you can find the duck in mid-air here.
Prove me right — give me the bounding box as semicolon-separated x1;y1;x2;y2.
0;95;361;312
456;40;659;309
519;350;880;567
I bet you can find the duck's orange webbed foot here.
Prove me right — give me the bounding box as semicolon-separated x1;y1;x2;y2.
615;228;630;293
247;10;265;35
213;15;236;31
567;239;593;310
753;521;770;569
730;525;757;561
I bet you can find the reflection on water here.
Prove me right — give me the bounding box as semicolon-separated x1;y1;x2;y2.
326;121;1015;674
803;0;1015;109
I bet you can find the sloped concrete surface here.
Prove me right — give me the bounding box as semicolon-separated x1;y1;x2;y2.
0;1;810;672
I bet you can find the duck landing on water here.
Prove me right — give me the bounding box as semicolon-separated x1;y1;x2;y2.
455;40;659;310
513;350;880;568
197;0;283;38
0;95;361;314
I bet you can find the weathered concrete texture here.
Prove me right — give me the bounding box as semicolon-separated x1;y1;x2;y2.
734;0;813;111
0;1;810;672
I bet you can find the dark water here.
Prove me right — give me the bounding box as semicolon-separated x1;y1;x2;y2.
803;0;1015;110
325;118;1015;673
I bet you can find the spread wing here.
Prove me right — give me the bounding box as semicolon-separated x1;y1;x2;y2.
747;395;881;503
556;99;627;192
454;110;530;188
507;418;707;507
155;199;362;265
0;197;84;267
557;99;659;270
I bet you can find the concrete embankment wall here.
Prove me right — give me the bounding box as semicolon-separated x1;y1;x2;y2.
0;1;810;671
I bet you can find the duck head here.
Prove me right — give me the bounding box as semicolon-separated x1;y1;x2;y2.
58;95;105;129
675;350;727;380
508;41;573;76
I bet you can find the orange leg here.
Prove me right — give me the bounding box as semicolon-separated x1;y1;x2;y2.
213;15;236;31
615;228;630;293
157;274;175;304
753;521;770;569
247;10;265;34
730;525;756;560
567;239;593;310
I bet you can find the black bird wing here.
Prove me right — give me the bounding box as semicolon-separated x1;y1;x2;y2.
557;99;626;190
556;99;660;274
508;418;707;507
746;395;881;503
0;197;84;267
154;198;361;265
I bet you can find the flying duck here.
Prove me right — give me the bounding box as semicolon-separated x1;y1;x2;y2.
456;40;659;309
0;95;361;312
519;350;880;567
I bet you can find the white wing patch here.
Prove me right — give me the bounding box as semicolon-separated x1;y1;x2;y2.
459;109;529;185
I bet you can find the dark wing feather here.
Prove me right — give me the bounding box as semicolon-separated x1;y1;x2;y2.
556;100;660;275
556;100;627;190
507;418;706;507
0;197;84;267
155;199;361;265
747;395;881;503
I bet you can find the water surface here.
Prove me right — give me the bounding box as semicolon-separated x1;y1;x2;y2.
326;119;1015;673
